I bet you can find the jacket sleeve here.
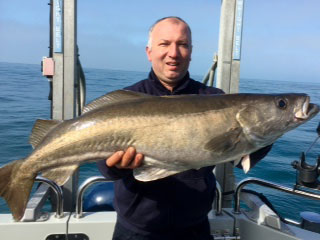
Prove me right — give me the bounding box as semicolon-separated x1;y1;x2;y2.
249;144;273;168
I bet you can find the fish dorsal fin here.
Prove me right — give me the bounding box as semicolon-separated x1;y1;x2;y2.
41;164;79;186
82;90;153;114
29;119;62;149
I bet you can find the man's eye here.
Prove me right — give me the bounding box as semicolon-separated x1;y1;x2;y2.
179;43;189;48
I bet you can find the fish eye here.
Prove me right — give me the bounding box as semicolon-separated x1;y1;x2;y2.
277;98;287;109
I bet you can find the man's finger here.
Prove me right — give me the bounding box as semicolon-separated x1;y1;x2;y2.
120;147;136;167
129;153;144;169
106;151;124;167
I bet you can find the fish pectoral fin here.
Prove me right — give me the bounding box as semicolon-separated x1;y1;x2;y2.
133;166;181;182
29;119;62;149
133;156;190;182
82;90;154;114
41;164;79;186
241;155;251;173
204;127;241;153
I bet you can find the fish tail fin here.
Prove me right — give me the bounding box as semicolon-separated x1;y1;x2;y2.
0;159;35;221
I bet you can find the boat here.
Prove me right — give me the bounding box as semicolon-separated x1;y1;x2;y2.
0;0;320;239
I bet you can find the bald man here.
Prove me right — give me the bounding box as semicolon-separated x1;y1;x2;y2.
97;17;271;240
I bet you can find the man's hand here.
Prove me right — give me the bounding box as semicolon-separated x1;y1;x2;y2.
106;147;144;169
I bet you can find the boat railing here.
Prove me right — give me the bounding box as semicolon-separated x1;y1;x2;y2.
215;180;222;216
22;176;320;221
75;176;113;218
234;177;320;214
22;176;64;221
74;176;223;218
21;174;222;221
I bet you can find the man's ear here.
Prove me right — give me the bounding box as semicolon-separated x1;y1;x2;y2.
146;46;152;62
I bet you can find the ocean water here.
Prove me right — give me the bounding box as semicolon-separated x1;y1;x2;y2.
0;62;319;221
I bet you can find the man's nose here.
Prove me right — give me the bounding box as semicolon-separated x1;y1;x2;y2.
168;44;179;58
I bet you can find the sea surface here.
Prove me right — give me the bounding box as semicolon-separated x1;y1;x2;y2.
0;62;319;221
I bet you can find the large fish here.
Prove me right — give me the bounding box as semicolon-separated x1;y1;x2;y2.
0;90;319;221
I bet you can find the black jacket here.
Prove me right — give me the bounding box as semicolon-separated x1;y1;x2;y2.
97;70;271;236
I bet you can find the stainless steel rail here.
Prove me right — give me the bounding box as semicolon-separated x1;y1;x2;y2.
75;176;113;218
234;177;320;214
75;176;223;218
215;181;222;215
35;176;64;218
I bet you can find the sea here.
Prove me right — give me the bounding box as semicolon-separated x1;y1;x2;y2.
0;62;319;221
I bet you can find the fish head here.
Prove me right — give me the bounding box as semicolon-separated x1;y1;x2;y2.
236;93;319;148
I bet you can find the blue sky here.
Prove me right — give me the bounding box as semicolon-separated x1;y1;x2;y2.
0;0;319;83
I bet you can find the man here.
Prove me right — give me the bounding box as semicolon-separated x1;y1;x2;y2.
97;17;271;240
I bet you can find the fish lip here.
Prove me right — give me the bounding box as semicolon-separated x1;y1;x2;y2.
294;96;319;121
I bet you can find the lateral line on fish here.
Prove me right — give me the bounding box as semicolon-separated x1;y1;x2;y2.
43;111;223;152
27;151;115;176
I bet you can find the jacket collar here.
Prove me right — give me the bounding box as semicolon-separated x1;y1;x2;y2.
148;69;191;95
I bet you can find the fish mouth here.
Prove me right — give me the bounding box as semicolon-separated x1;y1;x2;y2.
294;96;319;121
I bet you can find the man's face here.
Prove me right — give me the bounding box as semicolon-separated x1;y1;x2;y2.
146;19;192;91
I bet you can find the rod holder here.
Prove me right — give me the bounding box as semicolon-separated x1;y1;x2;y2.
292;153;320;188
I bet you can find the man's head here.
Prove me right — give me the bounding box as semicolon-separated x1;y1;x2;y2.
146;17;192;91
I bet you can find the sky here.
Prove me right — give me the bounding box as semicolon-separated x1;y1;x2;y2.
0;0;319;83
